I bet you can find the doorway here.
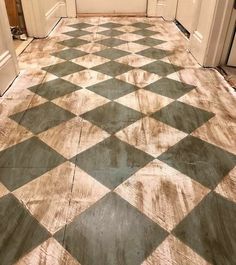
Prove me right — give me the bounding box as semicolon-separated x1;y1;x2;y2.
4;0;32;56
76;0;147;16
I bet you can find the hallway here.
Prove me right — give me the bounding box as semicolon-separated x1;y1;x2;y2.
0;17;236;265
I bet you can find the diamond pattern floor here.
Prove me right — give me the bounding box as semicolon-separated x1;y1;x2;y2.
0;17;236;265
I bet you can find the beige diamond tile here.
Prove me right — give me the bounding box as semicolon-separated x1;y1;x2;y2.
72;54;109;68
77;43;107;53
85;26;108;33
142;235;211;265
0;118;33;152
39;117;110;159
215;167;236;203
116;33;143;42
79;34;108;42
117;25;139;33
115;89;172;115
0;95;47;117
63;69;111;88
116;117;187;157
53;89;109;116
19;52;65;69
0;183;9;199
115;160;209;232
15;238;81;265
76;118;110;155
116;42;148;53
116;69;160;88
13;162;109;234
192;115;236;155
116;54;155;68
38;117;83;159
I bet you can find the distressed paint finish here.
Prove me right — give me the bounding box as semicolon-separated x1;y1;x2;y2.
0;17;235;265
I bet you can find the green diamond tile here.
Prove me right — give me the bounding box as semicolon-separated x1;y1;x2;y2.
100;22;122;28
69;22;93;29
0;137;66;191
86;78;138;100
134;37;166;47
141;61;183;76
71;137;153;189
42;61;85;77
0;194;50;265
131;22;154;28
151;101;215;134
133;29;157;37
10;102;76;134
58;38;89;48
144;78;196;99
64;30;91;38
137;48;171;60
95;48;130;60
81;102;143;134
173;192;236;265
99;29;124;37
28;79;81;100
96;38;127;47
92;61;133;77
158;136;236;189
54;193;166;265
51;48;87;60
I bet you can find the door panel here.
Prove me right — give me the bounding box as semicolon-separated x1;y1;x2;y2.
77;0;147;15
0;1;19;95
176;0;196;32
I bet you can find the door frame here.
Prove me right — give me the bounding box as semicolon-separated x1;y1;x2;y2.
190;0;235;67
0;0;19;95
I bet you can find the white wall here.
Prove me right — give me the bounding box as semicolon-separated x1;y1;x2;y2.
21;0;67;38
148;0;178;21
76;0;147;14
0;1;19;95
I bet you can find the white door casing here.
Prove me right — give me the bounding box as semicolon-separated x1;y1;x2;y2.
0;1;19;95
228;33;236;66
21;0;67;38
222;7;236;66
190;0;235;67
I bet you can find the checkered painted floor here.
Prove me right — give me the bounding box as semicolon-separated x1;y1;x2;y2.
0;17;236;265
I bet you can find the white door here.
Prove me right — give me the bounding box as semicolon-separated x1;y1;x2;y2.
176;0;196;32
76;0;147;15
0;1;19;95
227;33;236;66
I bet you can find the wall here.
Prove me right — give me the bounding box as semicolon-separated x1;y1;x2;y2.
148;0;178;20
21;0;67;38
76;0;147;14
